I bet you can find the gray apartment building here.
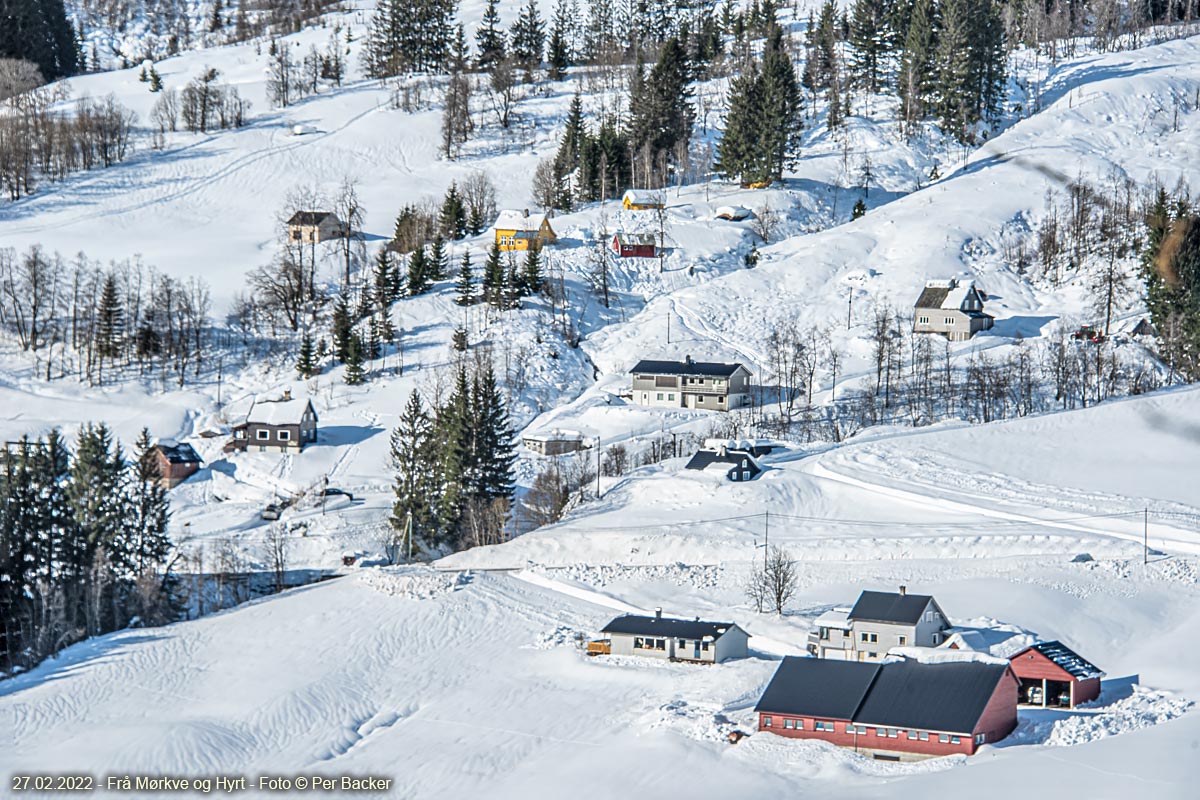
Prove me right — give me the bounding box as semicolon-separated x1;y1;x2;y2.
808;588;951;662
630;357;751;411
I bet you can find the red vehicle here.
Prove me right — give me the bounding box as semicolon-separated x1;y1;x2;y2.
1071;325;1105;343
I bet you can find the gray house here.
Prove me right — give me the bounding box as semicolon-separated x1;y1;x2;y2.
808;588;951;662
596;609;750;663
913;279;993;341
630;357;752;411
228;392;318;454
287;211;345;244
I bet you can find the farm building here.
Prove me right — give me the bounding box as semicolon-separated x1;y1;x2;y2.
493;210;557;251
630;357;752;411
755;657;1019;761
522;430;585;456
912;278;994;341
611;232;658;258
1007;640;1104;708
148;441;203;489
808;587;952;661
684;443;763;481
621;189;664;211
228;392;318;454
287;211;345;244
591;609;750;663
715;205;751;221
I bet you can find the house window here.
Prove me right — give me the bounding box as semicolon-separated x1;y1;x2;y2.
945;317;955;325
701;641;709;651
939;734;949;743
718;396;725;404
763;716;773;727
975;734;986;745
846;723;855;734
876;728;885;738
898;635;907;645
861;632;878;643
951;736;961;744
678;639;688;649
919;732;929;741
668;394;675;401
918;316;930;324
278;430;291;441
856;726;868;735
742;471;750;480
784;719;794;730
814;721;834;732
868;652;877;658
907;731;918;740
887;729;898;738
256;429;270;440
820;627;830;640
656;393;664;401
235;429;246;439
698;395;705;403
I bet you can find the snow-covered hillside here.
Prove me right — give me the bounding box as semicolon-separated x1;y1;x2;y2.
2;3;1200;795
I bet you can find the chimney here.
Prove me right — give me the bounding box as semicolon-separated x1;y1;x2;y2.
282;388;292;401
523;208;530;218
685;354;693;365
655;607;662;619
899;585;907;596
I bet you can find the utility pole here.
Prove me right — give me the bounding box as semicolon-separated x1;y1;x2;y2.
406;511;414;563
764;511;770;566
847;289;853;330
596;437;602;499
1144;508;1148;565
667;312;671;344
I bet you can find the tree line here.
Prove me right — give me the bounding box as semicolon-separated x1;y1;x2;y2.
1;426;173;675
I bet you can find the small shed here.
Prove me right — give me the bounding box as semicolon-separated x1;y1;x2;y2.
149;441;203;489
611;232;658;258
715;205;751;221
523;430;585;456
1007;640;1104;708
288;211;345;244
622;189;664;211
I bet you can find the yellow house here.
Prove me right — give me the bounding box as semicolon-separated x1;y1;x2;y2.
493;209;557;251
622;189;665;211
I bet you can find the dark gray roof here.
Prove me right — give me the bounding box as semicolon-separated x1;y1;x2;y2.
601;614;740;641
1014;641;1104;680
853;659;1009;734
753;657;879;719
288;210;336;225
848;590;933;624
915;286;951;309
755;657;1009;734
630;359;745;378
154;442;202;464
684;449;758;471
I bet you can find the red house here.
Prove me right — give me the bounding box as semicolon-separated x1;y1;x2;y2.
1007;640;1103;708
755;657;1018;761
149;441;203;489
611;232;658;258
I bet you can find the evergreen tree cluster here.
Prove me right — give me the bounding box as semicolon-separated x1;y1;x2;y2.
1;426;173;673
1141;189;1200;380
364;0;458;76
0;0;79;81
716;24;803;187
388;364;515;553
834;0;1007;140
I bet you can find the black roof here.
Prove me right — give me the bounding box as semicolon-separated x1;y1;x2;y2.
630;359;745;378
914;286;952;309
753;657;879;719
600;614;740;641
1015;641;1104;680
755;657;1010;734
848;590;934;624
154;442;202;464
854;659;1010;734
684;449;758;471
288;210;336;225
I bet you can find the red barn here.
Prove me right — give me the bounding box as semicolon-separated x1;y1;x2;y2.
754;656;1018;761
611;232;658;258
1008;640;1104;708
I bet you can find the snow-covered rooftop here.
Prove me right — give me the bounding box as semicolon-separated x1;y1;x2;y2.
246;395;313;425
494;210;548;232
886;645;1009;666
815;609;852;630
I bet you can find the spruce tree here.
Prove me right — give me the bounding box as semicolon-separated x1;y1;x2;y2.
849;0;888;95
389;391;438;556
626;38;694;179
456;251;475;306
852;198;867;219
428;237;448;281
372;247;396;308
482;241;505;307
331;297;353;362
472;364;515;505
475;0;507;70
897;0;934;133
452;325;469;351
510;0;546;78
435;368;473;542
407;247;430;296
296;332;318;378
521;245;543;295
124;429;172;578
67;423;126;632
343;333;366;385
148;66;163;92
439;184;467;240
547;0;572;81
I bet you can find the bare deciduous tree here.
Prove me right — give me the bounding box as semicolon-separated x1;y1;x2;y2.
746;545;797;614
